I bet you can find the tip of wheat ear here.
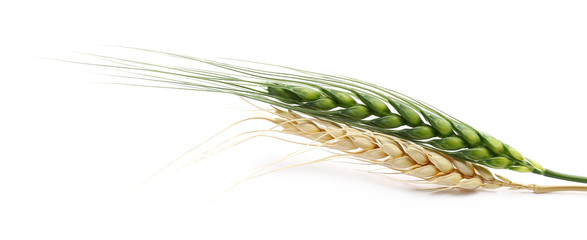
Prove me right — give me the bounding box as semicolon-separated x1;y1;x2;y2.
267;107;587;193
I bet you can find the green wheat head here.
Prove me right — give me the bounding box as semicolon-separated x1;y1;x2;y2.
74;47;587;185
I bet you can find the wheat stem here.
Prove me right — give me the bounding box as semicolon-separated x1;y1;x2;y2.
540;169;587;184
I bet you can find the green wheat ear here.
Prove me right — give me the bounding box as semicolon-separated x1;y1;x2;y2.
79;47;587;185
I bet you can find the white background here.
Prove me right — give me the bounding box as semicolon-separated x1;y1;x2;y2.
2;1;587;239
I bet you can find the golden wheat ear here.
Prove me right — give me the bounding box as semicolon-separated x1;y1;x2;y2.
266;109;587;193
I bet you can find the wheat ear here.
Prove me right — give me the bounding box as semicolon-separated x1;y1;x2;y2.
267;108;587;193
72;47;587;186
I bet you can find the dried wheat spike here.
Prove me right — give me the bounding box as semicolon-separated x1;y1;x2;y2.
270;108;585;193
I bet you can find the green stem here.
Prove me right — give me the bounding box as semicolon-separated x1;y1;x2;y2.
536;169;587;184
